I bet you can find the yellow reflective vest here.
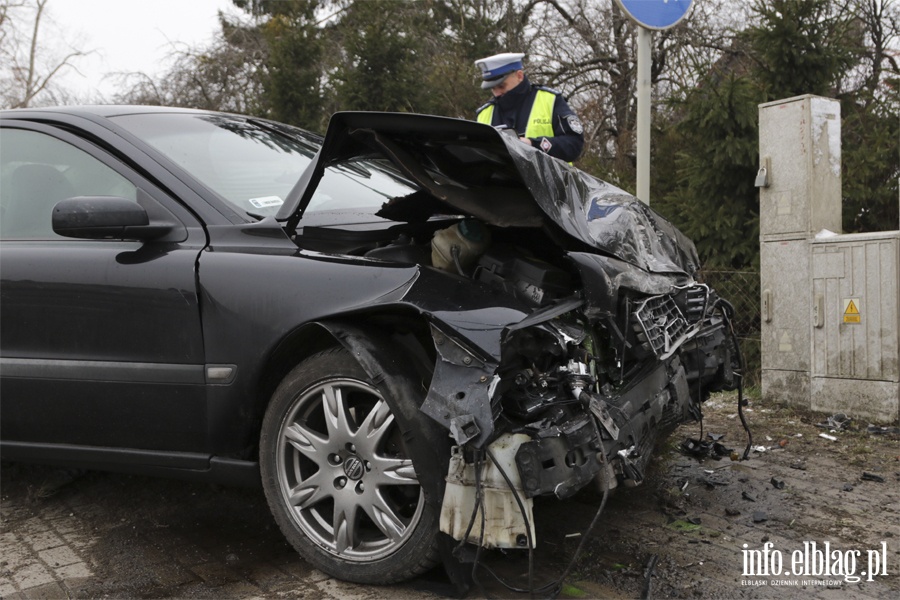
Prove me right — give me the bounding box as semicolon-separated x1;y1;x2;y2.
476;89;557;139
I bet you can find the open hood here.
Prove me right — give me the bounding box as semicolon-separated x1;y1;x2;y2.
278;112;700;276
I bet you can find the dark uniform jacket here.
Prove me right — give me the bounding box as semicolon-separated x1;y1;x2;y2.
476;75;584;162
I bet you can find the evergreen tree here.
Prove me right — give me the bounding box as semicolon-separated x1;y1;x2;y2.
330;0;437;113
657;70;764;270
655;0;869;270
261;0;326;130
841;94;900;232
748;0;858;98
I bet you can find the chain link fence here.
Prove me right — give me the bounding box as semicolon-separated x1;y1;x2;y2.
698;270;761;389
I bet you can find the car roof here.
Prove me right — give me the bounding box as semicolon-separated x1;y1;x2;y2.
0;105;226;120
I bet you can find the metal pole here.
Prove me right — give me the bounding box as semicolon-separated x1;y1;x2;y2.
636;26;651;205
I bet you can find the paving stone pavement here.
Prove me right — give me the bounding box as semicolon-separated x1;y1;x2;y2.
0;464;451;599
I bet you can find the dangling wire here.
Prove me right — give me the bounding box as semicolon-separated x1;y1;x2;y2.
466;445;611;599
696;340;705;442
471;451;486;589
454;449;484;555
484;447;534;595
544;486;610;598
716;298;753;459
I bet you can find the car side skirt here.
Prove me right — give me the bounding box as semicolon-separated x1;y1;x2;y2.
0;441;260;487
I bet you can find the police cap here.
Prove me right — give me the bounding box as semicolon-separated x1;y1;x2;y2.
474;52;525;89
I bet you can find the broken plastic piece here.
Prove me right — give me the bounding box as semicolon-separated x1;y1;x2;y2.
681;437;734;460
588;395;620;440
818;433;838;442
702;475;728;488
861;472;885;483
816;413;851;431
867;424;900;435
449;414;481;445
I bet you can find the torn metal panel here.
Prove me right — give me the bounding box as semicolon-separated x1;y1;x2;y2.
281;112;701;278
421;338;498;448
275;111;744;583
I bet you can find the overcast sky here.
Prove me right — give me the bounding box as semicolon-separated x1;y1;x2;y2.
46;0;240;101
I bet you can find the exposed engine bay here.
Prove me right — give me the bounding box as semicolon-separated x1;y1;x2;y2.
281;112;748;593
298;210;745;588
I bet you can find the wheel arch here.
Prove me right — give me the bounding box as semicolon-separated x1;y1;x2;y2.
252;309;439;455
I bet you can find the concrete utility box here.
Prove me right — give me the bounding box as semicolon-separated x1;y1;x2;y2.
810;233;900;422
758;95;842;240
759;94;899;423
759;95;842;406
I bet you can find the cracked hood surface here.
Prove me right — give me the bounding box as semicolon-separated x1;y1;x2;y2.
278;112;700;277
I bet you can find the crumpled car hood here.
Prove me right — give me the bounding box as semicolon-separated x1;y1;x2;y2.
278;112;700;277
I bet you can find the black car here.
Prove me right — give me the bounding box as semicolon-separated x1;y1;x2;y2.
0;106;740;589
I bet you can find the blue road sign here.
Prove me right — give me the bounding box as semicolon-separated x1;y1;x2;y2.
616;0;694;30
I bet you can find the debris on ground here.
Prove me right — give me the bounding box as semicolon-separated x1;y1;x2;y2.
641;554;659;600
770;477;785;490
816;413;852;431
819;433;838;442
861;472;886;483
5;392;899;600
680;435;733;460
867;424;900;435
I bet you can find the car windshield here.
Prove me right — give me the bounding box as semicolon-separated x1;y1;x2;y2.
111;113;416;219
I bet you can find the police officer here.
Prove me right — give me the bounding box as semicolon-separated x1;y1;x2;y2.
475;52;584;163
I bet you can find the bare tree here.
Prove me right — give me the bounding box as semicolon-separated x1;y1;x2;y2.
522;0;743;182
0;0;88;108
114;13;269;115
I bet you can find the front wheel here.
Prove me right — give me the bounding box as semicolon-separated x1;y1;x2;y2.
260;348;441;584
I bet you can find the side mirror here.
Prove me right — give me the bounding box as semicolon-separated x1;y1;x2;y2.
52;196;176;241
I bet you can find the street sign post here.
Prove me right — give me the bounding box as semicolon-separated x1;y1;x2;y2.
615;0;694;205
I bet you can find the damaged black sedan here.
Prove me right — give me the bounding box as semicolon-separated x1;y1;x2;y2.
0;107;740;589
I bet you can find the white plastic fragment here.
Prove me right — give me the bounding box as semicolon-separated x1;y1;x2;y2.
819;433;838;441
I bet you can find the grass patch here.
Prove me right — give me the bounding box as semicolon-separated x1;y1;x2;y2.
560;583;588;597
667;519;702;533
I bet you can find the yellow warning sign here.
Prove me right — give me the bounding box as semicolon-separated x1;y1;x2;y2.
843;298;861;324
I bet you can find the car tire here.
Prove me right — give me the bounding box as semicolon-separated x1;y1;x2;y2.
260;347;442;584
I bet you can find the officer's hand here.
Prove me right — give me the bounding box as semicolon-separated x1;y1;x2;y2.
518;137;532;146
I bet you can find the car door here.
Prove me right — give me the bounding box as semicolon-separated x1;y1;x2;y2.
0;121;211;462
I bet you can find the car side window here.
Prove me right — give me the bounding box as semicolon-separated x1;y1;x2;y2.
0;128;138;240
